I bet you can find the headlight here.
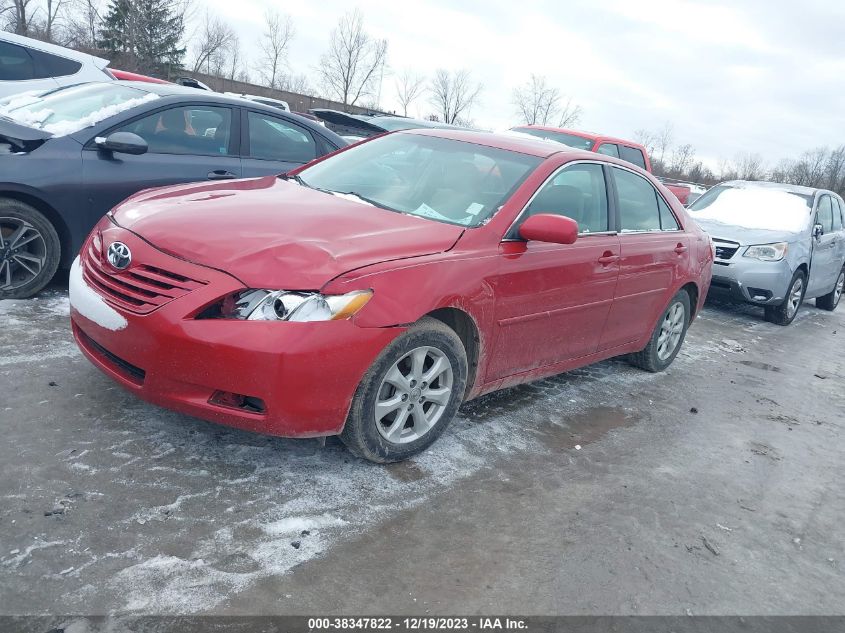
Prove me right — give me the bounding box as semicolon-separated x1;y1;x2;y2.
223;289;373;322
743;242;788;262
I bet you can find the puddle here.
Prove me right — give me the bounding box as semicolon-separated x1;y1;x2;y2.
738;360;783;373
384;460;427;482
537;406;634;451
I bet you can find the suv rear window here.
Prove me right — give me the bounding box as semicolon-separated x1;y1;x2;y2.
0;41;35;81
619;145;647;170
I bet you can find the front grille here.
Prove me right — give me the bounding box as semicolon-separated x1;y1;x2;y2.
77;329;146;384
713;239;740;261
82;237;207;314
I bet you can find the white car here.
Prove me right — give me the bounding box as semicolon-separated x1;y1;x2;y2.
0;32;112;99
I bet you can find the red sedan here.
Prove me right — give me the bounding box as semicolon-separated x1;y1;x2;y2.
69;129;713;462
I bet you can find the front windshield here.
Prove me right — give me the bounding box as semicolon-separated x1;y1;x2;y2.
688;185;813;233
511;127;595;151
0;83;157;136
297;133;541;227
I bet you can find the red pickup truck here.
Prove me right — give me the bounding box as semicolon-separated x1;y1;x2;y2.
510;125;692;204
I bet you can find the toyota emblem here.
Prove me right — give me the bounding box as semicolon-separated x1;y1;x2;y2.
107;241;132;270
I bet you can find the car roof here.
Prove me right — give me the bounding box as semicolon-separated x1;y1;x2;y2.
514;124;645;148
719;180;827;197
0;31;109;67
403;128;583;158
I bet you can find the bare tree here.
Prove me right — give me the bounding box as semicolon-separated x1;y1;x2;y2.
733;152;765;180
278;72;312;95
5;0;38;35
428;68;482;125
190;10;234;74
318;8;387;108
395;69;425;117
668;143;695;176
557;96;582;127
226;33;243;81
258;8;294;89
64;0;103;47
512;74;580;127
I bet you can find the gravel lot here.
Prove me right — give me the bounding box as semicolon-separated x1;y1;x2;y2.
1;286;843;615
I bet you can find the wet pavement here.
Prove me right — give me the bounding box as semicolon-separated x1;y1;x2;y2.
1;289;843;615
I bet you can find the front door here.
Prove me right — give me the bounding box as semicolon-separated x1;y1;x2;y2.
81;104;242;230
808;195;841;296
488;162;620;380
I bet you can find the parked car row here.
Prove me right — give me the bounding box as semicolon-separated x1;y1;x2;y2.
2;33;843;463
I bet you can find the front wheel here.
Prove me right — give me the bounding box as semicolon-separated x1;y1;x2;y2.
764;270;805;326
816;269;844;312
340;317;468;463
628;290;691;373
0;200;61;299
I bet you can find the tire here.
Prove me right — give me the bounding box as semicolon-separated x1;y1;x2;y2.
340;316;468;463
0;199;61;300
764;270;806;326
816;268;844;312
628;290;691;373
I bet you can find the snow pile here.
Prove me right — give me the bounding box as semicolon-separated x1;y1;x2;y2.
1;92;159;137
68;256;127;331
0;91;42;111
689;187;811;233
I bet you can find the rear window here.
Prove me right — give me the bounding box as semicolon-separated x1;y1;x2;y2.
0;41;35;81
511;127;594;151
29;49;82;78
619;145;647;170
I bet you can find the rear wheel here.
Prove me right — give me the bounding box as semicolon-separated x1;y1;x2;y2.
628;290;691;373
0;199;60;300
340;317;467;463
816;269;844;311
764;270;805;325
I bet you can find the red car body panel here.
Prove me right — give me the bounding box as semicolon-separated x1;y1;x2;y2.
70;130;712;438
110;69;171;84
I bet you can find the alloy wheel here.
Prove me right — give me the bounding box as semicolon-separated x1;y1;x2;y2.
835;271;844;306
374;346;454;444
786;277;804;319
656;301;685;361
0;217;47;292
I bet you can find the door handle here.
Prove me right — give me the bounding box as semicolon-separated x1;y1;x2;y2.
207;170;237;180
674;243;688;254
598;253;620;265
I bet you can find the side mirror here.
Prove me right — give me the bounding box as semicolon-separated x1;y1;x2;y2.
518;213;579;245
813;223;825;239
95;131;148;156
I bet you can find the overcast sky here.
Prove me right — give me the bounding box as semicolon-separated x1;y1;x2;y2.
201;0;844;169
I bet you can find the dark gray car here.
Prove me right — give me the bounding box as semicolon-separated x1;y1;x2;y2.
0;81;346;299
689;181;845;325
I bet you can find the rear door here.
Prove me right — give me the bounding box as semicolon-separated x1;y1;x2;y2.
240;110;323;176
599;166;688;351
489;161;620;379
808;195;840;296
81;103;242;224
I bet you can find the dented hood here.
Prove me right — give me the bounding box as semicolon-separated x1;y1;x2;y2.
111;176;465;289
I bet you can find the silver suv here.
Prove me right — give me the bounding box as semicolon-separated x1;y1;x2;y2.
689;181;845;325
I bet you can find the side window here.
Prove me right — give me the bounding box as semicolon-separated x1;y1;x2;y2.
525;163;608;234
0;41;35;81
247;111;317;163
28;49;82;78
831;197;843;231
115;106;233;156
613;167;666;232
619;145;647;170
658;195;680;230
596;143;619;158
815;196;834;232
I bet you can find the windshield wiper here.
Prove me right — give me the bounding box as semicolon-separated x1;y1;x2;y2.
279;172;311;188
333;190;396;212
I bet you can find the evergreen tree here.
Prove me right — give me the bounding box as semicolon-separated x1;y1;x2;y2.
98;0;185;76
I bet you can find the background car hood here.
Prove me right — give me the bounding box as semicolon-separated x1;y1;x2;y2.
112;176;465;289
693;218;805;246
